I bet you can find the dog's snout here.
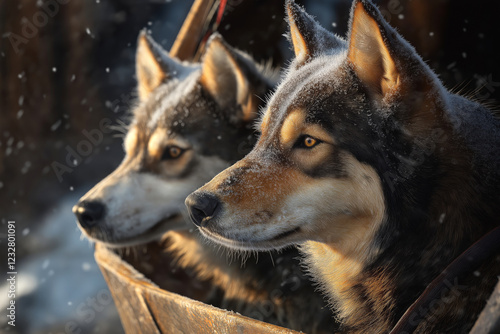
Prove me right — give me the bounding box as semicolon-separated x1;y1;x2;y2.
185;192;221;227
72;200;105;229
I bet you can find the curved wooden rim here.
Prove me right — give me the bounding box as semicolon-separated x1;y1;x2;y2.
95;243;299;334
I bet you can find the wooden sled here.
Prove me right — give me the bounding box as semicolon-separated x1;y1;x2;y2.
95;243;299;334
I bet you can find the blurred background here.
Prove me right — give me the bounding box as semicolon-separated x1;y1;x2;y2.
1;0;499;333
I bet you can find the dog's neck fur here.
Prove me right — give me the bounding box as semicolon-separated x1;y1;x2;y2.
162;228;340;333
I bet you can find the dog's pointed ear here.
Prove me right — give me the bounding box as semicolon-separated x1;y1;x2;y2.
286;0;344;66
136;30;185;101
347;0;407;99
200;33;262;123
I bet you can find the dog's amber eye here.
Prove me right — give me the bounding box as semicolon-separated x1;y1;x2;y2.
161;146;184;160
294;135;320;149
304;137;317;147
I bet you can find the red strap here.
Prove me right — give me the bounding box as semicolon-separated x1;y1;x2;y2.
198;0;229;54
216;0;228;26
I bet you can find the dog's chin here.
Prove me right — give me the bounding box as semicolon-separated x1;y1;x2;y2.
82;214;185;248
198;225;301;252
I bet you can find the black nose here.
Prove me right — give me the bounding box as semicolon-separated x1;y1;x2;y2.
72;200;105;229
185;192;221;227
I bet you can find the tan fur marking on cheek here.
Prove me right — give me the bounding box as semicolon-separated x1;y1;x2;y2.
308;156;385;250
280;109;306;147
299;155;385;320
159;150;193;177
293;145;333;170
